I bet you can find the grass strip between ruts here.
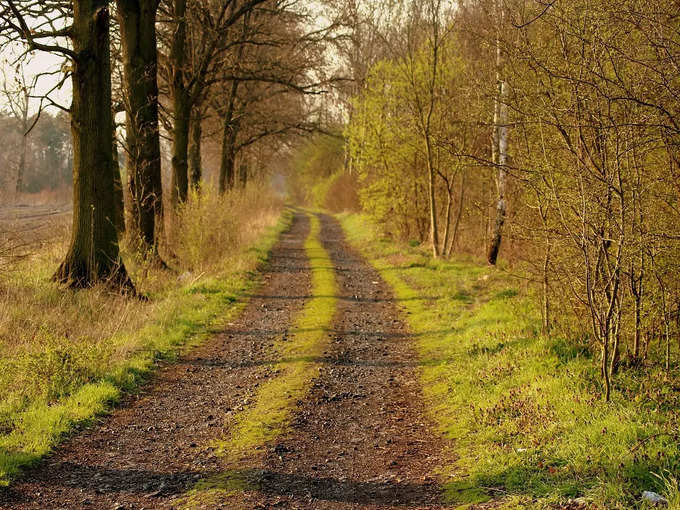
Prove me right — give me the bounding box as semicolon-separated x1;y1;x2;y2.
183;212;337;506
0;209;293;487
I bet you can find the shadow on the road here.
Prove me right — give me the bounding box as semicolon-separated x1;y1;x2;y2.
246;293;439;304
221;326;457;341
1;463;442;508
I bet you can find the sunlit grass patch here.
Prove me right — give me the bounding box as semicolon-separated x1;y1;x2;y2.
182;469;259;509
339;212;680;509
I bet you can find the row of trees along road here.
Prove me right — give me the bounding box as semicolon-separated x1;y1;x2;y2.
0;0;335;291
341;0;680;400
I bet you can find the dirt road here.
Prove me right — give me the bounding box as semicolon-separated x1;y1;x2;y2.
0;212;448;509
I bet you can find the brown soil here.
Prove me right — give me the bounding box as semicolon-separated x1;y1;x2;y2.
0;212;452;509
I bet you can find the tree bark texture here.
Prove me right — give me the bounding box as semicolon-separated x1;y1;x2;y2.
218;80;240;194
117;0;164;255
54;1;132;289
188;110;202;189
487;22;508;266
425;137;440;258
170;0;189;204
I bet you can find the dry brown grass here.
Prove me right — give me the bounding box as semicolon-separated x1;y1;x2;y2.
13;187;72;206
171;184;282;273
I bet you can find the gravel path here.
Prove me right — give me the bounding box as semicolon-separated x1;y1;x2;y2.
218;214;447;509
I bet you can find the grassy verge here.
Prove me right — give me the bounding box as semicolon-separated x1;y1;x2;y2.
339;213;680;509
0;198;289;486
183;212;337;506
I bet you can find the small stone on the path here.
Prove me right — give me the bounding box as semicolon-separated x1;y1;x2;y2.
642;491;668;507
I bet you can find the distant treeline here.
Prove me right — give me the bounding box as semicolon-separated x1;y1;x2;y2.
0;111;71;194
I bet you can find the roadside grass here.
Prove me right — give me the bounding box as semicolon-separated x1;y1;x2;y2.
183;212;338;507
0;187;285;486
339;213;680;509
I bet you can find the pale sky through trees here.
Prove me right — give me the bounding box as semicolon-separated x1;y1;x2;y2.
0;33;71;116
0;0;333;117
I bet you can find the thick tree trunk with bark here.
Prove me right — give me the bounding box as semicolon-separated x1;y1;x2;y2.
170;0;189;205
219;124;238;193
117;0;164;256
171;94;190;203
54;1;132;290
188;111;202;189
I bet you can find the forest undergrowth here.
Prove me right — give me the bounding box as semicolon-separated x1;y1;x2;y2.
0;186;284;486
340;213;680;509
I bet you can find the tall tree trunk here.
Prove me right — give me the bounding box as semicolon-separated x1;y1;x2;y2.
54;1;132;290
218;80;240;194
117;0;164;257
441;183;453;256
542;241;551;334
239;158;248;188
424;138;440;258
601;331;611;402
446;171;465;256
222;121;239;192
188;110;202;190
171;97;190;203
16;108;27;195
487;6;507;266
170;0;189;205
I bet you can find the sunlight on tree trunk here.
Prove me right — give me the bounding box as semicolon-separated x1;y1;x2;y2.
487;3;507;266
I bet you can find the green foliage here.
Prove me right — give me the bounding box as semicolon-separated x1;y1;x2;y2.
289;133;345;206
346;37;484;245
340;212;680;509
